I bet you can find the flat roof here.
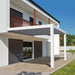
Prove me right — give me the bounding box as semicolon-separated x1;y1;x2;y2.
8;24;65;35
28;0;60;23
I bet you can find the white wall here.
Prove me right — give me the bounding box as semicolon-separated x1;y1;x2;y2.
25;0;59;25
0;0;9;33
60;46;75;50
0;36;8;67
42;40;47;57
10;2;46;25
54;34;60;55
46;42;51;56
46;34;60;56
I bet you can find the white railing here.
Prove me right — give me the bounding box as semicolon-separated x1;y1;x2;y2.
60;46;75;50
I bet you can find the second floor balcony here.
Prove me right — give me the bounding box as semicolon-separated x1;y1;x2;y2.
10;0;59;28
10;15;35;28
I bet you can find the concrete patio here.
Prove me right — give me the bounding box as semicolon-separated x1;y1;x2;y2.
0;57;74;75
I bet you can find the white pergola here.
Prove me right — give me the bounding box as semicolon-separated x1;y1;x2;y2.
8;24;67;68
50;24;66;68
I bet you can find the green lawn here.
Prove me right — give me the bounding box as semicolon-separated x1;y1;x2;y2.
50;60;75;75
60;50;75;53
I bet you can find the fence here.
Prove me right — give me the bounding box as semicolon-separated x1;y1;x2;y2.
60;46;75;50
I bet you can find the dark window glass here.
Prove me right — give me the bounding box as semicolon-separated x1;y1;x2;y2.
39;21;42;25
10;8;23;18
30;17;34;23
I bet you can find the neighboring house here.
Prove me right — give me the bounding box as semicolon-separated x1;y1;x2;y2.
0;0;67;68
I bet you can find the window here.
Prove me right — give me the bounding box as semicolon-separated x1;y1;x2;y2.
10;8;23;18
29;17;34;23
39;21;42;25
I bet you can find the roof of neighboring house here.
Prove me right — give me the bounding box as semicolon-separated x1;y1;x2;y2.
28;0;60;23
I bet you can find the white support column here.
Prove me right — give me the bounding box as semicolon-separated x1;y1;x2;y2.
0;0;10;33
50;24;54;68
42;40;47;57
64;33;67;61
32;41;34;59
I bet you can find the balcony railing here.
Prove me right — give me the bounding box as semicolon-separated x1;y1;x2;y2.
10;15;35;27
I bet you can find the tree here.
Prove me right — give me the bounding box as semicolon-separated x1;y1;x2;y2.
60;34;75;46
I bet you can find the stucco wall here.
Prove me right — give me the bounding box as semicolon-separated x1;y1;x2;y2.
42;40;47;57
10;2;47;25
0;36;8;67
25;0;59;25
54;34;60;55
46;42;51;56
46;34;60;56
0;0;9;33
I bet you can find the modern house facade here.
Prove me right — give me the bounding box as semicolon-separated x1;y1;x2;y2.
0;0;66;68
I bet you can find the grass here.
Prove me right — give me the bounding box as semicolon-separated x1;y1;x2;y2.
50;60;75;75
60;50;75;53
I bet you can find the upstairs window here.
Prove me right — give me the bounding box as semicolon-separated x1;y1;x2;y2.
10;8;23;18
29;17;34;23
39;21;42;25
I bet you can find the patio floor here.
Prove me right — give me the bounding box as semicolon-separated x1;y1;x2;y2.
0;57;74;75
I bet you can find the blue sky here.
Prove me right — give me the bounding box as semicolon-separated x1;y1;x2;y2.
33;0;75;35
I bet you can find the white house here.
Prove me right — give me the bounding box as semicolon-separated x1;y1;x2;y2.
0;0;66;68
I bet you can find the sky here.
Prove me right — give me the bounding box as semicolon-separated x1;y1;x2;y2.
33;0;75;35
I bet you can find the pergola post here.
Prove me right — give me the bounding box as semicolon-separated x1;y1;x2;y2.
48;19;50;24
64;33;67;61
50;24;54;68
34;9;36;25
32;41;34;59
